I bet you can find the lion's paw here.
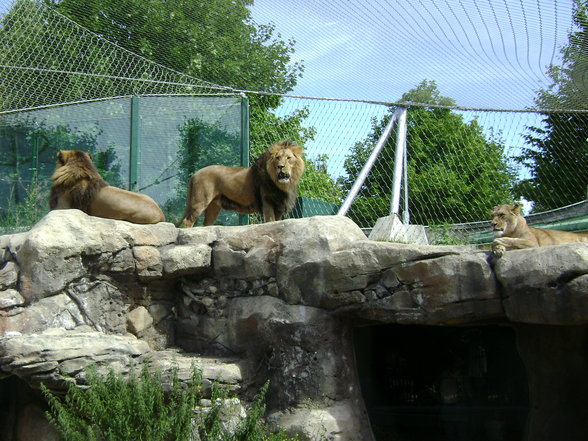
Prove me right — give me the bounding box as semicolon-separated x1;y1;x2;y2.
492;241;506;257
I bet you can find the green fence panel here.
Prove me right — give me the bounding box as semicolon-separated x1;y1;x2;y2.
0;94;245;229
291;196;339;218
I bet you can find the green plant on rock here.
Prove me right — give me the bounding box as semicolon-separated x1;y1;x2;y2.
42;364;199;441
0;180;48;228
427;223;469;245
41;364;306;441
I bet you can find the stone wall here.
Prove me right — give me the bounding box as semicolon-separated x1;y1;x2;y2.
1;210;587;440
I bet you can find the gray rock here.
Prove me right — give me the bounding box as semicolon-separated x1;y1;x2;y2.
1;214;587;441
495;243;588;324
127;306;153;334
133;246;163;279
160;243;211;275
0;289;25;309
14;210;177;301
0;261;19;289
0;329;151;387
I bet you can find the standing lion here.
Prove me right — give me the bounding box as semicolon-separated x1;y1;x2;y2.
50;150;165;224
180;140;305;227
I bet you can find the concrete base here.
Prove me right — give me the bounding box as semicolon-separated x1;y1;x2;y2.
368;214;429;244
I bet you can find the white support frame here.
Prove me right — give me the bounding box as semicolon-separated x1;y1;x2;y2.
338;106;409;223
337;106;404;216
389;106;408;218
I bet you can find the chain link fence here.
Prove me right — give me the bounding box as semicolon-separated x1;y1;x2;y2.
0;95;248;229
1;0;586;242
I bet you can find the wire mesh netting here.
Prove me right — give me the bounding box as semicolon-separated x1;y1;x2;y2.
0;0;586;242
0;95;246;228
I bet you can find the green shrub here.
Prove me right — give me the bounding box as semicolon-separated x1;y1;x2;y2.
0;181;48;229
41;364;302;441
427;223;469;245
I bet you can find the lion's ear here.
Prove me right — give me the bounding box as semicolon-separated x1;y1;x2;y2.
512;204;521;215
89;153;93;161
57;151;64;164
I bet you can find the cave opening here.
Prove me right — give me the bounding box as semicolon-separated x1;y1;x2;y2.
353;324;529;441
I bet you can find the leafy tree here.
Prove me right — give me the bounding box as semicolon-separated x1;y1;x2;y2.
0;121;123;227
40;0;305;140
0;0;305;137
515;0;588;211
0;0;124;111
43;0;302;95
341;80;515;228
1;0;342;226
1;0;301;109
298;154;343;206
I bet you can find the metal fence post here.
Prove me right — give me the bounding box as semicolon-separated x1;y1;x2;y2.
31;132;39;184
337;107;401;216
402;130;410;224
390;106;407;217
129;95;140;191
240;94;249;167
239;94;250;225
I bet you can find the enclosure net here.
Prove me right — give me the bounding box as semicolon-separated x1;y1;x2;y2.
0;0;586;241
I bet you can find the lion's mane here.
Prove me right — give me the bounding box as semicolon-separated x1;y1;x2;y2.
249;140;304;216
49;150;165;224
49;150;107;212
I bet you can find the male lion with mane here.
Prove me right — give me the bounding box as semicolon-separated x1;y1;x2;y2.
180;140;304;227
491;204;588;256
50;150;165;224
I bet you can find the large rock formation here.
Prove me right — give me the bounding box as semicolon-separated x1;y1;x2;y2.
1;210;587;440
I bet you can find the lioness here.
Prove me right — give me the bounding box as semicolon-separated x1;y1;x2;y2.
180;140;304;227
491;204;588;256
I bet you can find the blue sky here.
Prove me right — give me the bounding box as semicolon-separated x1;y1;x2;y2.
250;0;575;108
249;0;576;182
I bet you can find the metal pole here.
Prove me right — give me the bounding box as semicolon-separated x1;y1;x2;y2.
129;95;140;191
402;132;410;224
31;132;39;184
338;107;401;216
390;106;407;216
239;93;249;168
239;94;250;226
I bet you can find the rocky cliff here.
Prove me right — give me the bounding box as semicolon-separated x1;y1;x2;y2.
1;210;587;440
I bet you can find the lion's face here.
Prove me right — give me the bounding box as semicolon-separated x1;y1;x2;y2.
266;142;304;187
491;204;521;238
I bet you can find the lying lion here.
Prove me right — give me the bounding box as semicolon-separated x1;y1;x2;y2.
491;204;588;256
180;140;304;227
50;150;165;224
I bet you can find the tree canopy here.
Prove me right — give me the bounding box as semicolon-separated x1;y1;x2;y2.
516;0;588;211
43;0;302;98
44;0;340;210
0;0;342;225
341;80;515;228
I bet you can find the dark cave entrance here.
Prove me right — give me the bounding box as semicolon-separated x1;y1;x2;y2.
354;324;529;441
